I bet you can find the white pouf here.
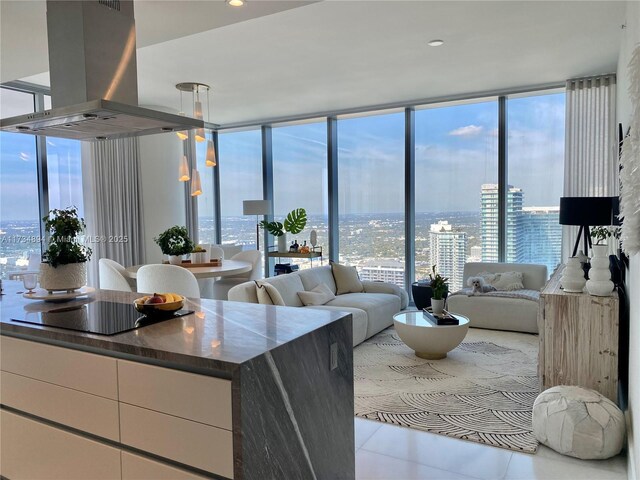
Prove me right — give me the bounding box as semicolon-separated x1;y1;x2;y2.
532;386;625;460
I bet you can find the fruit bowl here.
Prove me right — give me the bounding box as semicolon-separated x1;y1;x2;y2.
134;293;185;316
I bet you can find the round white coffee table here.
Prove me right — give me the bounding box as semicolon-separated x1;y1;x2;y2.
393;311;470;359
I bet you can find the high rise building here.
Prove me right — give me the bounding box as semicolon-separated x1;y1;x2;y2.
518;206;562;273
428;221;467;291
359;259;405;288
480;184;523;263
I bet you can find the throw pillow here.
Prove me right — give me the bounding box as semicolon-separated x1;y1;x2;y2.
491;271;524;291
297;283;336;306
255;281;286;306
331;262;364;295
477;271;498;284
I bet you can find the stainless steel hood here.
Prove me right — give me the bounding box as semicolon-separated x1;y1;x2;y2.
0;0;213;141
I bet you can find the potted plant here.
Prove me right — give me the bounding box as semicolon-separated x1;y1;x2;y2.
588;226;621;294
40;207;92;292
428;265;449;315
259;208;307;253
154;226;194;265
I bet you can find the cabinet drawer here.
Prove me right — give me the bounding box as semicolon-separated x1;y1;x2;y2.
120;403;234;479
122;451;210;480
0;336;117;399
0;409;121;480
118;359;232;429
1;371;120;441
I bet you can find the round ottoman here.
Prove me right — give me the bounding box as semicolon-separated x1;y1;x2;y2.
532;386;625;459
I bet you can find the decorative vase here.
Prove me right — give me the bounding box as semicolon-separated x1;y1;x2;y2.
277;234;288;253
39;262;87;293
586;245;614;296
168;255;183;265
431;298;445;315
560;257;586;293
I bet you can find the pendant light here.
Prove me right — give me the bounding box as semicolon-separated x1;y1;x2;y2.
178;155;190;181
190;168;202;196
205;136;217;167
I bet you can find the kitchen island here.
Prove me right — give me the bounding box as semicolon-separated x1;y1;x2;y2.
0;282;354;480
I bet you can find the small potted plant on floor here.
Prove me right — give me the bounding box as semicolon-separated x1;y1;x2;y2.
40;207;92;292
260;208;307;253
154;226;194;265
428;265;449;315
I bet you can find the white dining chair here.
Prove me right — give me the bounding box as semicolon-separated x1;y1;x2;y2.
99;258;134;292
136;264;201;299
208;245;225;260
210;250;262;300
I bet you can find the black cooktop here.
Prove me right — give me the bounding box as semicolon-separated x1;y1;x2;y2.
11;300;193;336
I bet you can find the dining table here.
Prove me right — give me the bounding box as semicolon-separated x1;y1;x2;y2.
124;260;252;280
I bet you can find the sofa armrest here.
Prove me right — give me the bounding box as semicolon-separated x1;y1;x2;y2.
361;280;409;309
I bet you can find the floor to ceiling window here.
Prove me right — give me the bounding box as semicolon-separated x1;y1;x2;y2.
507;92;565;273
0;88;40;278
46;138;84;215
414;100;498;291
338;111;405;287
272;121;328;266
195;135;216;245
217;130;263;245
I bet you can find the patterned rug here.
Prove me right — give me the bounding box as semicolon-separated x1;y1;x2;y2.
354;327;539;453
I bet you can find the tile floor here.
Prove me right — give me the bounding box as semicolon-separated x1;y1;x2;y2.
355;418;628;480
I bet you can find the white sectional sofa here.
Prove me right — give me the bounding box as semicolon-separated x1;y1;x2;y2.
227;265;409;346
446;262;548;334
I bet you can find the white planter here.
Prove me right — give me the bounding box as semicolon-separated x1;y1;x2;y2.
586;245;614;296
277;234;288;253
39;262;87;293
561;257;586;293
431;298;445;315
168;255;183;265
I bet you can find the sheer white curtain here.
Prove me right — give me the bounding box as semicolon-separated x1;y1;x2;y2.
82;138;145;286
562;75;618;261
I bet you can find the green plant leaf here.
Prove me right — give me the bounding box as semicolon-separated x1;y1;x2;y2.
260;221;284;237
283;208;307;234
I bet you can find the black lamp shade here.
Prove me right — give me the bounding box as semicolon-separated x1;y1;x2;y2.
559;197;619;226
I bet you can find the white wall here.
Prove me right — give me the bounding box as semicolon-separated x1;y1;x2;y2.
138;133;186;264
616;2;640;479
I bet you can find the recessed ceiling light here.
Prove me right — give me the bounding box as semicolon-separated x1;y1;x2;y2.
428;39;444;47
227;0;245;6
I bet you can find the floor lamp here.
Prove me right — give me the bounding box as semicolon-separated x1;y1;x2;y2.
243;200;272;251
559;197;620;257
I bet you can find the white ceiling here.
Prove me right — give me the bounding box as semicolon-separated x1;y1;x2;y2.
1;1;626;126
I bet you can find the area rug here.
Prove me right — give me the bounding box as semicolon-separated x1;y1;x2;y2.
354;327;539;453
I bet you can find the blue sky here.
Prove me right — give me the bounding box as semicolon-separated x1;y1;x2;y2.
0;92;564;221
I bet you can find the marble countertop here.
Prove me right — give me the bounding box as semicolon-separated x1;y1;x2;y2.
0;281;350;376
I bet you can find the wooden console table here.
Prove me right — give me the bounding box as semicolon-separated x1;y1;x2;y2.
538;265;619;402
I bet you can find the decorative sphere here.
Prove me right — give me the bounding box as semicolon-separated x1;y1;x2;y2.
532;386;625;459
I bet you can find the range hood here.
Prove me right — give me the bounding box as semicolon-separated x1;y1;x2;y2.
0;0;214;141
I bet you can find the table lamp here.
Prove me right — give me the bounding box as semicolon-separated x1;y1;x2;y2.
559;196;619;257
243;200;272;250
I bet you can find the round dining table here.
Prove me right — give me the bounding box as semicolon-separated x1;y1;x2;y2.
125;260;252;280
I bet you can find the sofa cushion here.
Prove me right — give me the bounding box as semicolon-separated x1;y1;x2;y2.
446;294;538;333
489;271;525;291
304;305;368;346
331;262;364;295
326;292;398;338
262;274;305;307
255;281;285;306
297;283;336;306
298;266;337;294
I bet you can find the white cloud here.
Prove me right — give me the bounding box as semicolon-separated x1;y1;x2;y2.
449;125;484;137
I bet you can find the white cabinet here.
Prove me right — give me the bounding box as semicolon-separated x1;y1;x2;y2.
118;359;232;429
120;403;234;478
0;410;121;480
121;452;210;480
